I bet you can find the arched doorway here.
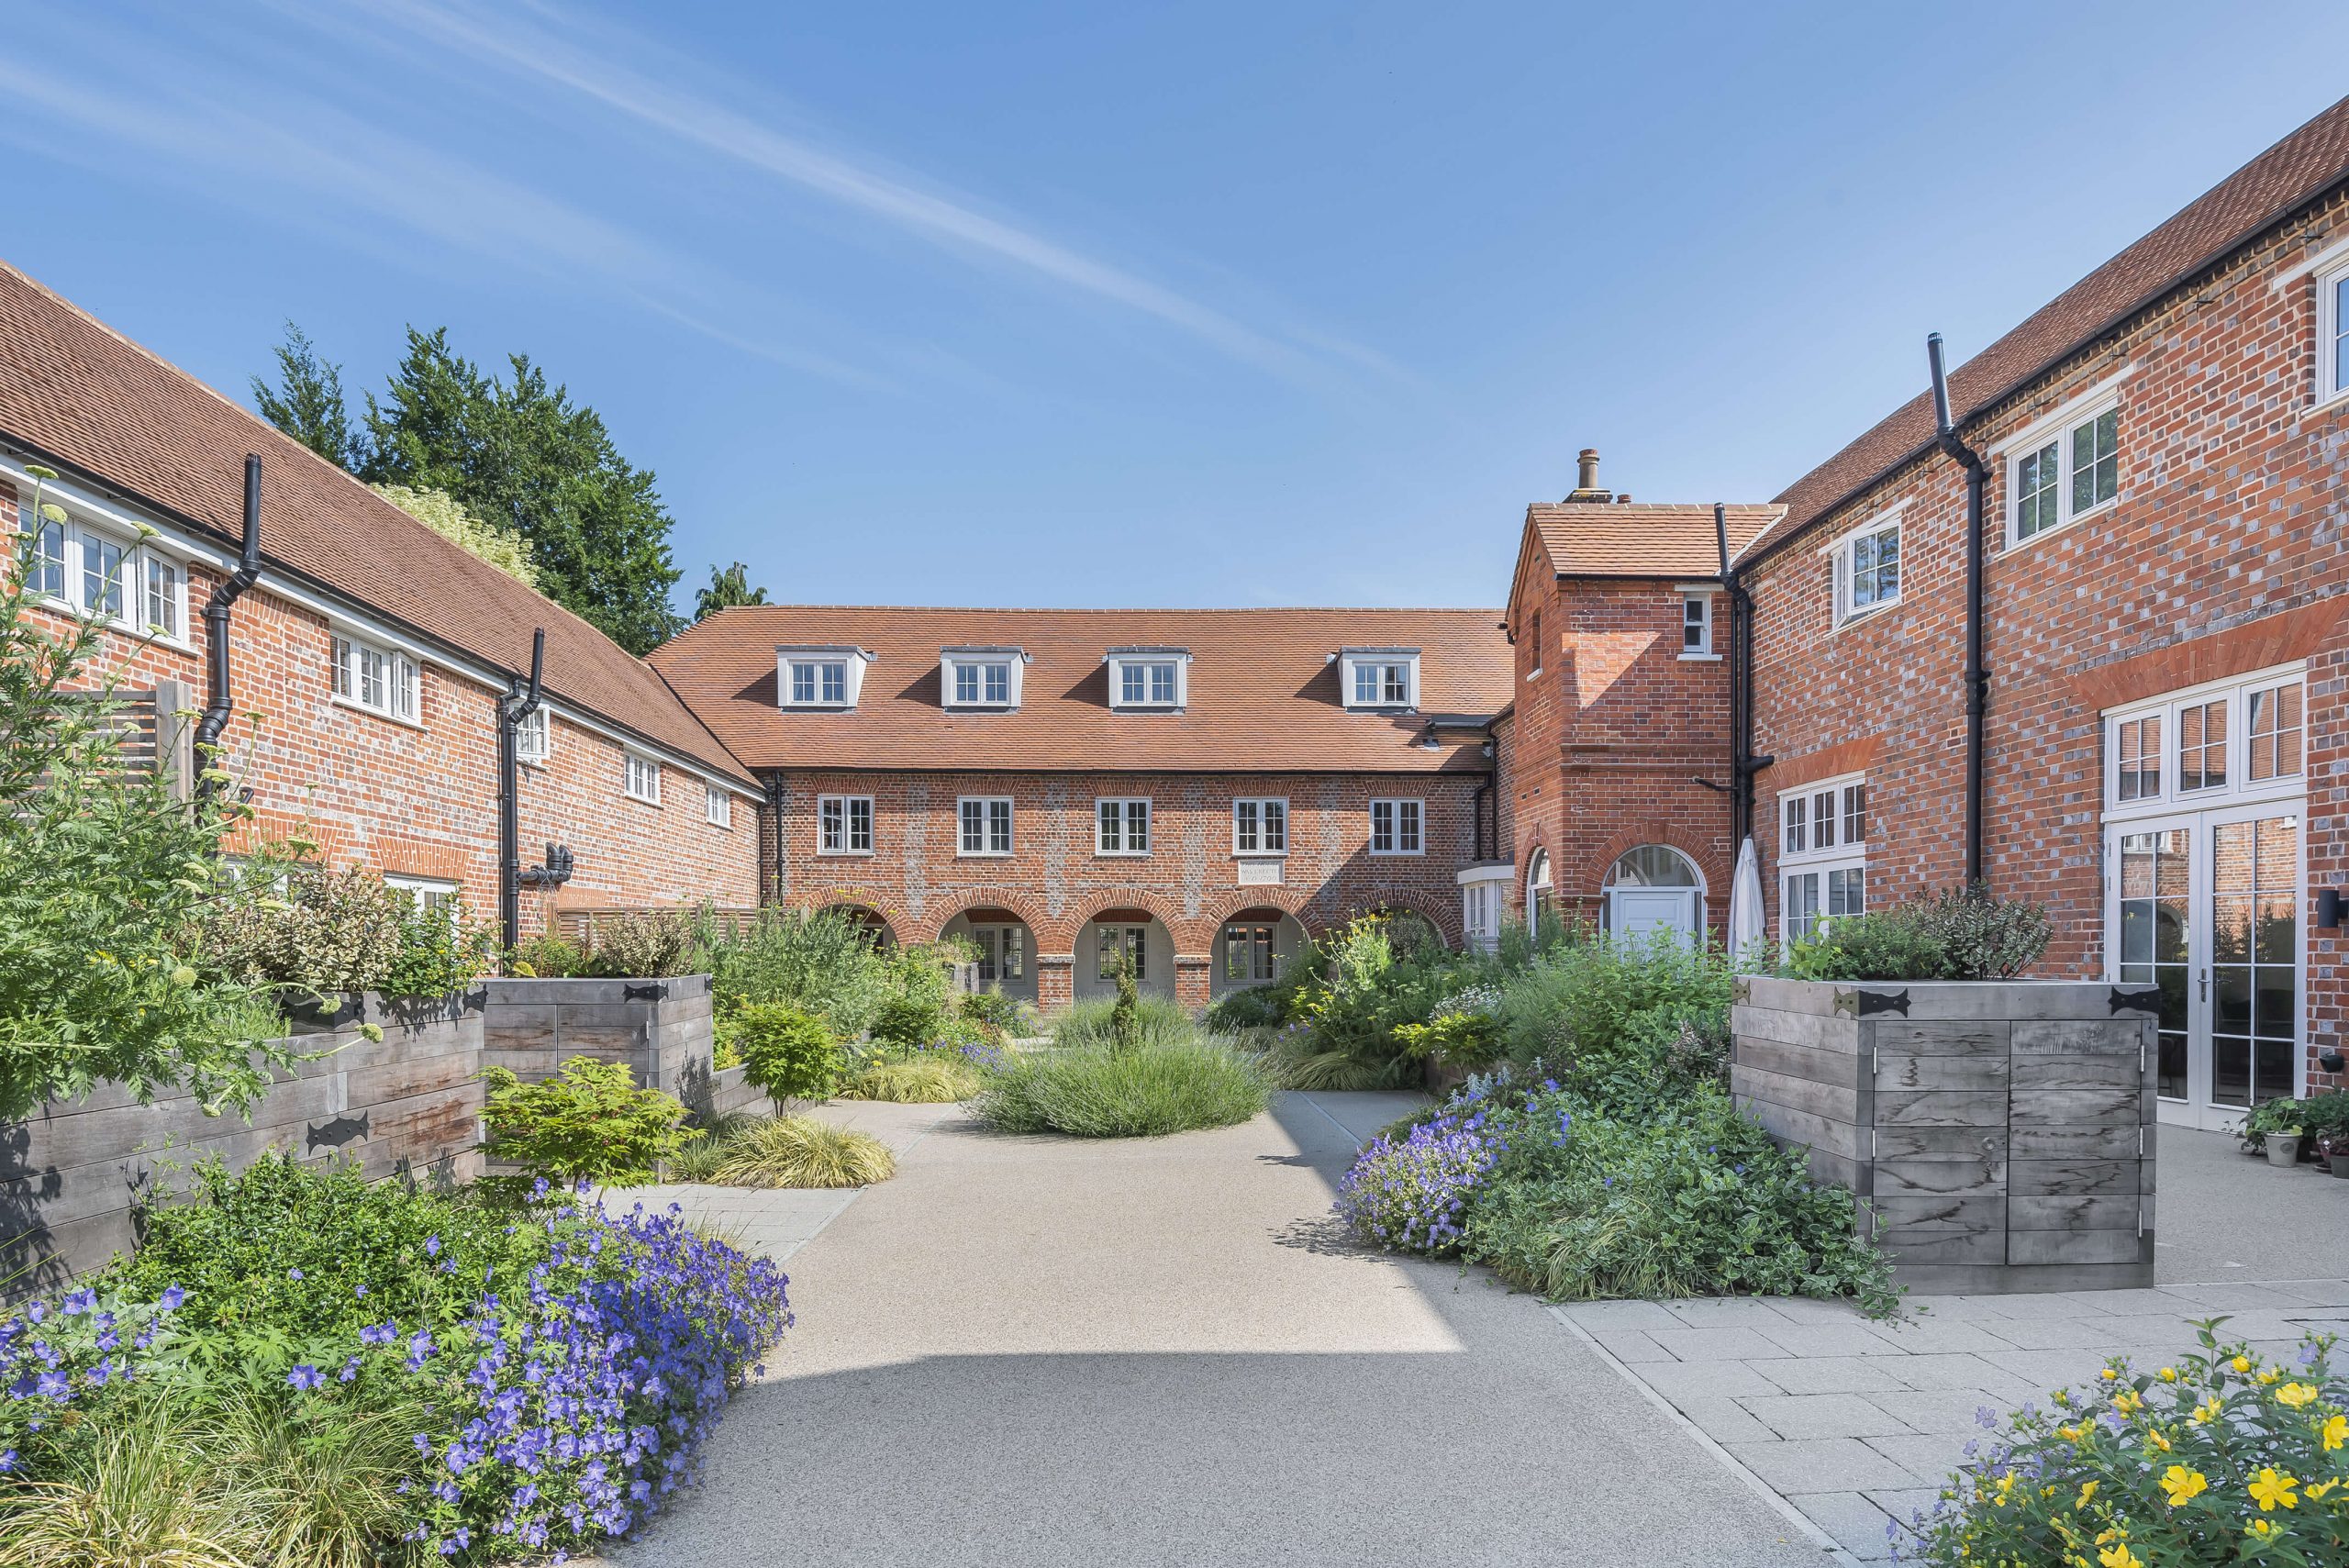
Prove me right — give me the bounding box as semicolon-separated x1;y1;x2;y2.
1601;845;1705;947
940;906;1037;1003
817;903;896;948
1211;907;1308;999
1076;908;1175;1001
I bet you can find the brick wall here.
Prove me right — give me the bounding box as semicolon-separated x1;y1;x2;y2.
757;767;1486;1005
1742;190;2349;1097
6;484;759;935
1501;561;1736;929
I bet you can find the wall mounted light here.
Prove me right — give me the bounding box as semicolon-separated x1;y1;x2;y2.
2319;888;2346;930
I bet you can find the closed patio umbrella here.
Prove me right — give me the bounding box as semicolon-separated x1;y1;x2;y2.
1725;836;1766;965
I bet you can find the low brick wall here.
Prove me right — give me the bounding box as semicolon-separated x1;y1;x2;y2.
479;975;718;1110
0;992;484;1295
1731;975;2159;1295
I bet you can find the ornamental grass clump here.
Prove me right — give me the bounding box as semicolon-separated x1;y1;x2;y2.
1907;1321;2349;1567
973;1040;1271;1138
837;1054;980;1103
708;1115;896;1188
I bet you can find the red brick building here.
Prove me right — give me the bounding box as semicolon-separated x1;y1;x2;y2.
0;261;763;933
1728;97;2349;1132
649;606;1511;1006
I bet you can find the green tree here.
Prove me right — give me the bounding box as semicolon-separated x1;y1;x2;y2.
356;328;684;655
694;561;769;622
369;484;541;589
250;321;359;469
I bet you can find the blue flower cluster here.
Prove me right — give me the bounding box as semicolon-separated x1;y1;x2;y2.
1333;1074;1568;1255
0;1283;184;1470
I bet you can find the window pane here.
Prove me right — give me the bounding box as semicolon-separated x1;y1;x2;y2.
821;798;842;851
792;663;815;703
144;555;181;637
1382;664;1408;703
83;534;125;617
1235;800;1257;852
1128;801;1149;853
1843;784;1866;843
1371;800;1392;852
1873;529;1898;601
1399;800;1421;852
1120;664;1143;704
28;519;65;598
1150;663;1175;703
1785;795;1807;854
985;664;1009;704
1263;800;1286;851
1812;791;1836;850
954;665;977;703
2016;441;2059;539
1098;800;1119;852
851;797;872;851
822;663;846;703
2071;409;2119;511
961;800;982;851
2178;699;2225;792
989;799;1011;852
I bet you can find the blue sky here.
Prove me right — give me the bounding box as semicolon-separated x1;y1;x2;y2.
5;2;2347;617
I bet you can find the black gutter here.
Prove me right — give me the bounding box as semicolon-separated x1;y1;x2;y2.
1929;332;1991;891
763;774;788;907
1715;502;1771;852
192;455;263;804
496;628;546;951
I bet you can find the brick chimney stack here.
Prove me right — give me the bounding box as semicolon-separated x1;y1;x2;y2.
1564;447;1613;504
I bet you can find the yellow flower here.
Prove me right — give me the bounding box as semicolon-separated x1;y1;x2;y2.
2232;1355;2253;1373
2190;1397;2223;1425
2159;1466;2208;1507
2100;1367;2119;1382
2076;1480;2099;1509
2276;1382;2321;1408
2157;1367;2176;1382
2309;1478;2342;1500
2259;1367;2282;1386
2096;1544;2143;1568
2112;1390;2143;1416
2248;1467;2299;1512
2058;1422;2087;1442
2321;1414;2347;1452
2144;1429;2172;1452
2248;1518;2277;1540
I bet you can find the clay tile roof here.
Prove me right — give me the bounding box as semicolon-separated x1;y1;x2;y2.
0;261;752;786
1748;93;2349;562
648;606;1514;773
1529;503;1783;577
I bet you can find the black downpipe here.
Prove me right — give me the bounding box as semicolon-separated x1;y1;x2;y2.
193;455;264;803
497;628;546;951
1470;773;1493;862
1929;333;1990;891
1715;504;1769;850
763;775;788;906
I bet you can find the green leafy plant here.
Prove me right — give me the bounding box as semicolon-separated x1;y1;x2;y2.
1205;985;1284;1031
733;1002;846;1109
697;906;894;1036
201;858;405;995
1791;887;2053;982
506;933;584;979
1394;989;1504;1070
960;989;1020;1041
972;1040;1272;1138
380;890;496;999
1046;995;1196;1051
705;1114;895;1187
0;500;294;1118
1108;951;1144;1051
581;909;701;978
870;993;944;1051
479;1058;699;1186
1909;1321;2349;1566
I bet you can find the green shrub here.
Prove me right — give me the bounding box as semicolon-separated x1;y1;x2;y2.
1393;986;1505;1070
972;1040;1271;1138
1047;995;1196;1051
506;933;583;979
479;1057;699;1186
1491;934;1732;1096
961;989;1020;1040
699;906;894;1035
1791;887;2052;982
870;992;944;1050
105;1152;544;1340
1205;985;1284;1031
379;890;496;999
734;1001;845;1107
1909;1322;2349;1566
582;908;702;977
2242;1089;2349;1152
838;1055;980;1103
202;861;406;995
1108;951;1144;1050
707;1114;895;1187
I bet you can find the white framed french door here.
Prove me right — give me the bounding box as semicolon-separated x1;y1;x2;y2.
2105;802;2304;1131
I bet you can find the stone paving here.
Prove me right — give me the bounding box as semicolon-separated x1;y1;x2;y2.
1554;1280;2349;1562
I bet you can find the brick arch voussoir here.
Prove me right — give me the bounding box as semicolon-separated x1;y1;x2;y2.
925;884;1055;940
790;885;905;945
1063;885;1195;951
1573;819;1727;905
1324;890;1463;951
1196;885;1320;949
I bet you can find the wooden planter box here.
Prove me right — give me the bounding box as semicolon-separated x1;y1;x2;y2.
1731;975;2159;1295
479;974;718;1112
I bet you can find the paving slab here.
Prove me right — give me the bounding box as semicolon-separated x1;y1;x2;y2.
1742;1393;1915;1440
1750;1354;1910;1396
1787;1491;1898;1561
1725;1437;1921;1493
606;1094;1824;1568
1643;1325;1794;1362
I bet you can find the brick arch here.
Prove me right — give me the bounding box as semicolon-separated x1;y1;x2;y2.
1195;885;1322;948
1056;885;1193;951
924;884;1053;940
788;884;906;945
1324;892;1463;950
1569;821;1727;906
1516;838;1556;921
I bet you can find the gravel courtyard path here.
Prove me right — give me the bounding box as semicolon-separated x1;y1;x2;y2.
607;1091;1827;1568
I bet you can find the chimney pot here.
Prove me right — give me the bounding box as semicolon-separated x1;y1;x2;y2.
1576;448;1600;493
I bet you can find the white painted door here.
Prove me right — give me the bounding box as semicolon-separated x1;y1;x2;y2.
2107;806;2302;1131
1609;889;1697;948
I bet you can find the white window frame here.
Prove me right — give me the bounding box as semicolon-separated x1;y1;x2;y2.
1368;797;1423;856
1677;586;1717;659
1232;796;1288;857
818;794;874;855
2317;256;2349;408
941;648;1025;710
1106;650;1190;711
1095;796;1152;856
330;629;422;727
775;646;871;710
1998;387;2122;551
384;873;461;926
2101;662;2307;824
1778;773;1867;951
22;503;193;647
623;751;662;805
705;783;731;828
515;705;551;767
958;795;1014;857
1338;648;1420;711
1825;511;1902;627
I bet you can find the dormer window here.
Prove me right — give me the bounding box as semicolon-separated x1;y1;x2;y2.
1338;648;1420;711
776;646;872;710
1106;648;1191;710
941;648;1026;709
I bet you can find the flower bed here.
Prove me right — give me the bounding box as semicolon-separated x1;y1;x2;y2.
1906;1321;2348;1565
0;1154;789;1563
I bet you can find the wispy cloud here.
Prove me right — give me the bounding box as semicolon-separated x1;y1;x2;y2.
337;0;1397;387
0;42;891;390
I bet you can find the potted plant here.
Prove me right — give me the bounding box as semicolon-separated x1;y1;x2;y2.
2242;1096;2309;1167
